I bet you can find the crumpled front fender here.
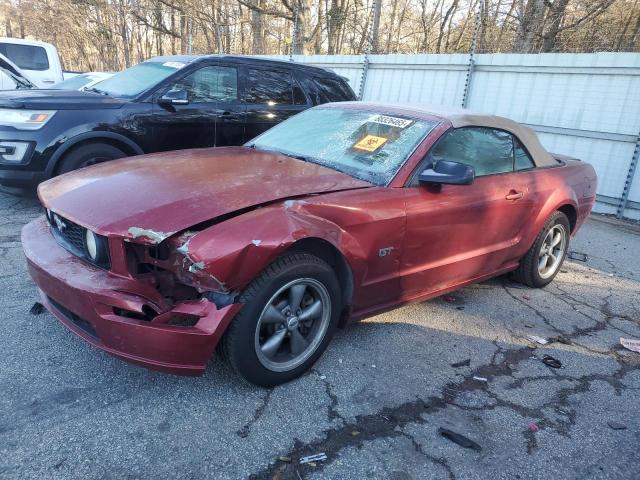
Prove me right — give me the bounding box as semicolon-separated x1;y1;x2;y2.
178;201;367;293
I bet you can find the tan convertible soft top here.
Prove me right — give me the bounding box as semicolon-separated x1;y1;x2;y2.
334;102;558;168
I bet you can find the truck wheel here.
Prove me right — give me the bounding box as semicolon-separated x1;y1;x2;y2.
57;143;126;175
222;253;341;387
512;211;570;288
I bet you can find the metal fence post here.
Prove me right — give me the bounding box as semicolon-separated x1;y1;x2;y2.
617;131;640;219
357;0;377;100
461;0;482;108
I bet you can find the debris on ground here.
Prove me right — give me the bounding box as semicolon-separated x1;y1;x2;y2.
620;337;640;353
528;421;539;432
351;430;360;436
473;376;488;383
299;453;327;464
527;334;549;345
451;359;470;368
522;295;531;300
607;421;627;430
29;302;45;315
278;456;292;463
542;355;562;369
437;428;482;451
568;251;589;262
550;335;572;345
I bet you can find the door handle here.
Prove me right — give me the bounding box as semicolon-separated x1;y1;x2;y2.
505;190;524;201
220;111;239;120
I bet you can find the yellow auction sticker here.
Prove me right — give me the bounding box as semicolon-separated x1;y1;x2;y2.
353;134;388;152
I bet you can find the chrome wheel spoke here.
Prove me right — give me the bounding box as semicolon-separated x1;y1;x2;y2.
288;284;306;312
550;232;562;248
261;329;287;359
290;328;309;355
298;300;323;322
262;304;287;324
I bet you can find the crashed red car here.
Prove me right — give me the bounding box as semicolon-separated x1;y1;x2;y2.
22;102;597;386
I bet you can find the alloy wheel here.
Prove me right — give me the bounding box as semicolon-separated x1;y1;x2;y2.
254;278;331;372
538;224;567;279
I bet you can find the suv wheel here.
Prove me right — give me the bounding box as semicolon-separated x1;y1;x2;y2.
58;143;126;175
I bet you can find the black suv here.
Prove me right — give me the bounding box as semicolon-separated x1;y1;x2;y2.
0;55;355;191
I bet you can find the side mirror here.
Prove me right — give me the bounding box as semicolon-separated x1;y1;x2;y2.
158;89;189;108
418;160;475;185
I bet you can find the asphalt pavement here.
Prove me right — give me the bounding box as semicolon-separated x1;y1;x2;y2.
1;190;639;480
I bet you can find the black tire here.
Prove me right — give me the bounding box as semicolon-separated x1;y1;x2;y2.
57;143;126;175
512;211;570;288
222;253;341;387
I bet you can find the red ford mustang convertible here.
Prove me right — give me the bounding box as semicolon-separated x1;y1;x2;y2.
23;103;597;386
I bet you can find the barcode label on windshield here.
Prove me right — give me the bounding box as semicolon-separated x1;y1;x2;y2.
370;115;413;129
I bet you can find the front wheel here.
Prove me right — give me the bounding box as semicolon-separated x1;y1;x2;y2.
222;253;341;387
512;211;570;288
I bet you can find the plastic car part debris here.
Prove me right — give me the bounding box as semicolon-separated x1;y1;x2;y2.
299;453;327;464
528;421;539;432
620;337;640;353
437;428;482;451
607;421;627;430
542;355;562;368
473;376;488;382
568;251;588;262
527;334;549;345
279;456;292;463
451;359;471;368
550;335;571;345
29;302;45;315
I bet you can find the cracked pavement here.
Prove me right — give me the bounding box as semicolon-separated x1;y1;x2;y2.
1;190;639;480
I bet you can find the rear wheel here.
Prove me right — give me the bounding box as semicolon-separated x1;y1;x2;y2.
512;211;570;288
57;143;126;175
222;253;341;387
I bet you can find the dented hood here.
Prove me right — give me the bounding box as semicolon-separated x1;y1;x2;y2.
38;146;372;242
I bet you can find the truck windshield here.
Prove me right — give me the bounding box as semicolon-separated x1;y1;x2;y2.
249;107;438;185
92;61;185;99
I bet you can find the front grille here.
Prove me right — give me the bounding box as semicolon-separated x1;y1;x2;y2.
48;213;111;269
48;296;99;340
51;215;85;256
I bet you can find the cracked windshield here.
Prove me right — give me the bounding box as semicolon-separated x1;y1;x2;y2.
250;107;439;185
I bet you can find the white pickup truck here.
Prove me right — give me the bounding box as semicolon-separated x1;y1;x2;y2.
0;37;64;89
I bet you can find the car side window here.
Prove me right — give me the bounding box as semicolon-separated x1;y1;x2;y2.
429;127;514;176
172;65;238;103
313;77;354;102
0;43;49;71
245;68;297;105
514;138;535;170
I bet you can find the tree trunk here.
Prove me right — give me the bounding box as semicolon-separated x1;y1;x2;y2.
515;0;546;53
251;0;265;54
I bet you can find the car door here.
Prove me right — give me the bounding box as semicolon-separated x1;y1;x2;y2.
400;127;534;297
150;63;244;152
241;66;309;142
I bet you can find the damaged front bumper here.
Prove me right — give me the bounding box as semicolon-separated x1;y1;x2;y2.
22;216;241;376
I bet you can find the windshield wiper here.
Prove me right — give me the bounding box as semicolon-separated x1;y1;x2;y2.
246;144;307;162
85;86;109;96
0;67;33;89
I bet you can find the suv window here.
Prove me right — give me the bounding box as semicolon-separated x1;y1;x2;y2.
172;65;238;103
514;138;535;170
314;77;353;102
0;43;49;71
245;68;296;105
429;127;514;176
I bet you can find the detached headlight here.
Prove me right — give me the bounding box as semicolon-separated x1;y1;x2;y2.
84;229;110;266
0;109;56;130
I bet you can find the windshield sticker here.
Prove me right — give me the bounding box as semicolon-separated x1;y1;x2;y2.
353;134;388;152
370;115;413;129
162;61;186;69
